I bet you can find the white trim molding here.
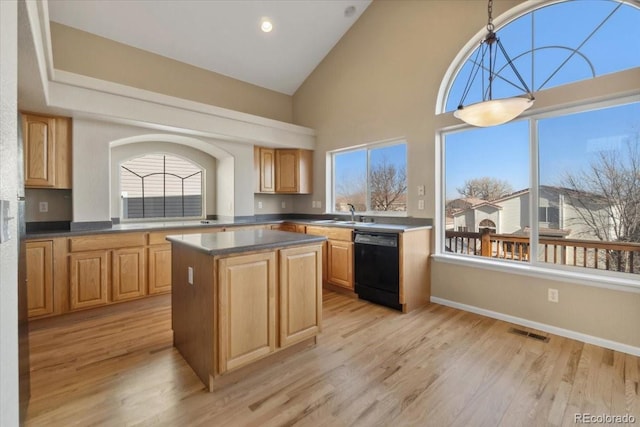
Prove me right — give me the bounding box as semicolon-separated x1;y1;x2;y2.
431;296;640;357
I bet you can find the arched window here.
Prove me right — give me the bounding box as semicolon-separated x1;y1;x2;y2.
444;0;640;113
440;0;640;281
120;153;203;220
479;219;496;232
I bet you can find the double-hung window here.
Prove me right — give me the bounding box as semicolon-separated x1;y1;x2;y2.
331;142;407;214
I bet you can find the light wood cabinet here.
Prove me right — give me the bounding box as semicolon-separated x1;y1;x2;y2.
305;225;353;291
327;240;354;290
275;149;312;194
69;232;147;311
22;113;72;189
69;251;109;310
218;252;277;373
255;147;276;193
111;247;146;302
26;240;54;317
254;147;312;194
148;244;172;295
171;239;322;390
279;245;322;347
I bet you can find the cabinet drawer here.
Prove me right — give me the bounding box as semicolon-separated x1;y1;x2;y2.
305;226;352;242
69;232;146;252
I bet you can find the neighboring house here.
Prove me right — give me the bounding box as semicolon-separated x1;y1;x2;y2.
448;186;613;241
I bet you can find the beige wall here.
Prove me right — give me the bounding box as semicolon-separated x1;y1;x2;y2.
292;0;640;350
432;261;640;348
50;22;293;123
294;0;523;217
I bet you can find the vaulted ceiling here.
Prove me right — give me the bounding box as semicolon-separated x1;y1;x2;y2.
48;0;372;95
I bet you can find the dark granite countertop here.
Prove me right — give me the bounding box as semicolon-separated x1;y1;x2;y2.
166;229;326;256
25;216;431;240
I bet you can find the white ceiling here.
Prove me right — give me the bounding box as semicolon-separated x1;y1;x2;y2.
47;0;371;95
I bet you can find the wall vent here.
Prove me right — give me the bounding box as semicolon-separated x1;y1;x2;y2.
508;327;550;343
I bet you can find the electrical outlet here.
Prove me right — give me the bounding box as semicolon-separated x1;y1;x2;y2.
258;201;263;209
315;201;322;209
418;185;425;196
418;199;425;210
311;201;316;208
548;288;559;303
281;201;286;209
188;267;194;285
39;201;48;213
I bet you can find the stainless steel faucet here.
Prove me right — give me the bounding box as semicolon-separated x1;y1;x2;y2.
347;203;355;222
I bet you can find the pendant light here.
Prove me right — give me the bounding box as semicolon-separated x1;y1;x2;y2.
454;0;535;127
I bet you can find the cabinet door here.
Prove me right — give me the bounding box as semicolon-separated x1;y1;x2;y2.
23;114;56;187
112;247;146;302
148;244;172;294
26;241;54;317
53;117;72;189
275;149;299;193
327;240;354;290
279;245;322;347
69;251;108;310
260;148;276;193
218;252;276;373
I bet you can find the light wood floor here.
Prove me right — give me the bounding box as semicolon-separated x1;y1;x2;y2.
26;291;639;426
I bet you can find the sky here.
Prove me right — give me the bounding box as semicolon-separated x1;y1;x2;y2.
444;0;640;200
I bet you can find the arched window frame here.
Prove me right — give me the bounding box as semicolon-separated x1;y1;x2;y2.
435;0;640;292
119;152;205;222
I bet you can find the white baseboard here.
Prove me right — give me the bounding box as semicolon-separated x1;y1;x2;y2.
430;296;640;357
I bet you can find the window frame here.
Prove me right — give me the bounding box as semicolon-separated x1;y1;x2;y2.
436;95;640;293
118;152;206;223
329;139;408;216
435;0;640;292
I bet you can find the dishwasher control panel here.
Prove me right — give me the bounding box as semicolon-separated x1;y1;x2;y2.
354;231;398;247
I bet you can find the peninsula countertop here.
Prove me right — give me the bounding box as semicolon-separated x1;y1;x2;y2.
166;228;327;256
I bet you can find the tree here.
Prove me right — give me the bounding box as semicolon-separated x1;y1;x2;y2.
560;136;640;243
370;157;407;211
456;177;513;201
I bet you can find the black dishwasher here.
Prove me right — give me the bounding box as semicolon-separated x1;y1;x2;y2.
354;231;401;311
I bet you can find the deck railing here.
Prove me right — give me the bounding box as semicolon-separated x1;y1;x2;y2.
445;229;640;274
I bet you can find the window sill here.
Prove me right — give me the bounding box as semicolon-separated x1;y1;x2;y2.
432;253;640;294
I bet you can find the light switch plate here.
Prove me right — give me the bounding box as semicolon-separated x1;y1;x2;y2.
418;199;425;210
39;201;48;212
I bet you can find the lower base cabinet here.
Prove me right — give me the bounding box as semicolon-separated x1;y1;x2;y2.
148;244;172;294
218;252;277;373
69;251;109;310
111;247;146;302
327;239;354;290
279;245;323;347
26;240;54;317
171;242;323;390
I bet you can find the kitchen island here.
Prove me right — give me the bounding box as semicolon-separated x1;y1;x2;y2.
167;229;325;391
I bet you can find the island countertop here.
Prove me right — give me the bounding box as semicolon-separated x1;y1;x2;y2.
166;229;327;256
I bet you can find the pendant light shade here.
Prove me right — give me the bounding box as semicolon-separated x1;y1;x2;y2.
455;0;535;127
454;96;534;127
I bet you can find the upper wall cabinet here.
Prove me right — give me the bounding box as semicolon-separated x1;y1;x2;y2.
255;146;312;194
22;113;72;189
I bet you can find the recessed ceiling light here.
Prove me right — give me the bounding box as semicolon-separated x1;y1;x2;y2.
261;18;273;33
